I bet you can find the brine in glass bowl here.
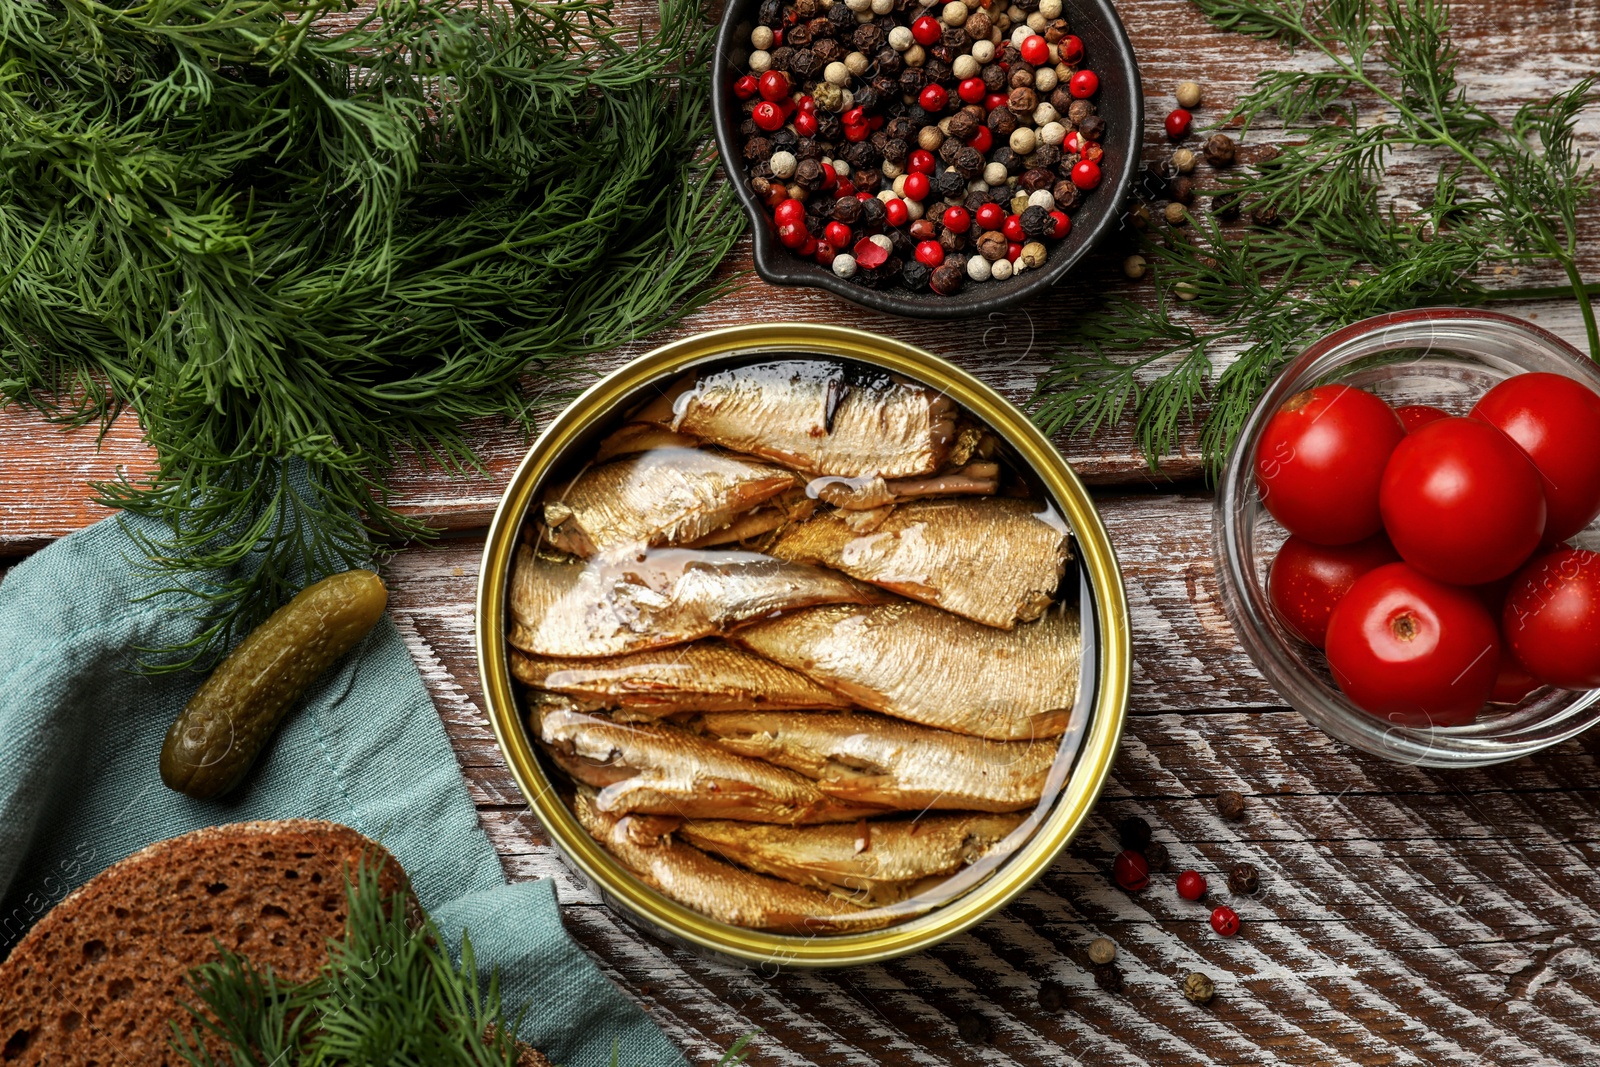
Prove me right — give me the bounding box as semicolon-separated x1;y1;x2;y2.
1215;308;1600;768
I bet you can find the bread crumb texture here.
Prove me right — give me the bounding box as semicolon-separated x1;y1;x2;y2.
0;819;401;1066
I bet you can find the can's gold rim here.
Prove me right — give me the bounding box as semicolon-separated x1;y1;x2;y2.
475;323;1131;967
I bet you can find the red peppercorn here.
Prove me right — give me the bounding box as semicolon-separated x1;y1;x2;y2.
1019;34;1049;66
911;14;942;45
868;113;885;131
884;197;909;226
1069;69;1099;99
758;70;790;103
942;206;971;233
752;101;784;132
797;95;815;112
919;84;949;112
1002;213;1025;242
836;179;856;197
1082;141;1104;163
845;122;870;142
778;220;808;249
1060;35;1084;63
733;74;759;100
1112;849;1150;892
773;198;806;228
819;162;838;189
1210;905;1241;937
965;126;993;153
853;235;890;269
854;189;872;201
1071;159;1101;190
985;92;1010;112
814;241;836;266
824;221;852;247
914;240;945;267
902;171;931;201
1165;108;1192;139
1176;870;1208;901
958;77;987;105
1047;210;1070;239
794;110;818;137
798;235;817;257
975;202;1005;231
1006;241;1022;261
842;106;865;127
907;149;936;174
1063;130;1083;154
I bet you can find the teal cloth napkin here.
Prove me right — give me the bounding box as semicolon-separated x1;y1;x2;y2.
0;512;685;1067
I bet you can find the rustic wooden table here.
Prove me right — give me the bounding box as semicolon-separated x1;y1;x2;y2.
8;1;1600;1063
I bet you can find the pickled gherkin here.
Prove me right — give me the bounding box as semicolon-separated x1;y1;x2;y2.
160;570;389;799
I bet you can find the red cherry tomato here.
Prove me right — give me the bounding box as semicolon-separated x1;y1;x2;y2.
911;14;942;45
1059;35;1084;63
942;206;971;233
1269;533;1400;649
1164;108;1192;138
1176;870;1207;901
1491;641;1541;704
751;101;785;131
975;202;1005;231
758;70;790;102
1379;417;1546;584
823;221;851;248
907;149;935;175
914;240;945;268
1502;547;1600;688
1002;214;1025;242
884;197;909;227
1019;34;1049;65
794;110;818;137
902;171;930;201
1395;404;1449;432
1069;69;1099;98
773;198;806;228
1047;210;1070;239
965;126;993;153
1070;159;1101;190
1254;384;1404;545
1325;562;1499;727
733;74;759;100
1472;372;1600;543
919;84;949;112
958;77;987;104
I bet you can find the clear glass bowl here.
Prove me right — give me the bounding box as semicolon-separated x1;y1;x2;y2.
1214;308;1600;767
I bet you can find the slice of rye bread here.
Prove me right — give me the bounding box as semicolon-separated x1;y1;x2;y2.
0;819;408;1066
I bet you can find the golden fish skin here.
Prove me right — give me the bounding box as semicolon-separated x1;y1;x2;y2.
733;600;1081;741
535;707;887;824
593;423;701;463
771;497;1070;629
678;812;1026;906
689;710;1058;812
683;488;816;549
508;544;887;658
509;640;853;715
571;790;887;934
542;448;799;557
657;361;959;480
807;461;1001;512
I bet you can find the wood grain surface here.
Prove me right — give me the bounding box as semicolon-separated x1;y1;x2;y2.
4;0;1600;1064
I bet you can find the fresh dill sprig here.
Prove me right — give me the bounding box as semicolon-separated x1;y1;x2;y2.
0;0;743;669
171;860;758;1066
1031;0;1598;473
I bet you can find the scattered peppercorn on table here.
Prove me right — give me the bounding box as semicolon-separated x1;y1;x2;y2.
3;1;1600;1064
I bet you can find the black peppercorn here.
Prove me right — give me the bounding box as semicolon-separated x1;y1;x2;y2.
900;67;927;95
1116;815;1151;850
832;195;863;223
1169;176;1195;204
1050;86;1074;115
941;25;969;50
1211;192;1242;217
787;22;813;46
854;86;880;112
1009;66;1034;90
854;168;882;193
1080;114;1107;142
811;36;841;63
990;146;1019;172
886;115;915;142
853;23;883;51
758;0;781;25
816;112;842;141
1020;205;1052;239
930;261;964;295
935;168;966;198
938;137;963;165
938;227;965;253
987;108;1019;138
1204;132;1237;167
976;230;1007;261
1016;0;1039;12
846;141;883;170
1229;861;1260;895
1051;180;1081;210
1008;86;1038;116
738;117;758;138
768;46;794;72
1216;790;1247;821
1037;979;1068;1012
901;260;933;290
1019;166;1055;192
889;228;914;257
827;1;852;30
947;110;978;140
953;146;983;179
924;58;953;84
795;137;824;161
795;0;821;17
1144;840;1171;872
1183;972;1216;1005
1031;143;1062;169
804;212;829;237
955;1011;991;1044
1067;99;1096;125
882;137;910;163
743;136;772;162
930;44;955;65
1092;963;1124;994
770;128;798;152
793;158;824;189
859;196;888;228
981;63;1008;92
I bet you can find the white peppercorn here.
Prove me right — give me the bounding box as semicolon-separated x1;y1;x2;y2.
750;25;774;50
1027;188;1055;211
845;51;869;76
823;61;850;86
967;178;990;193
854;9;873;22
1026;11;1047;32
904;43;926;66
1055;61;1072;82
1175;80;1202;109
952;54;980;79
1123;254;1146;279
1038;0;1062;15
1172;148;1197;173
881;157;905;179
769;150;798;179
917;126;944;151
1087;937;1116;965
1039;120;1066;146
966;255;992;281
1011;255;1028;274
970;39;995;63
1175;281;1198;300
1006;4;1026;22
1019;241;1047;268
888;25;914;50
832;254;858;278
846;0;872;10
1010;24;1032;46
877;188;897;203
942;0;969;24
905;197;925;220
1033;66;1058;93
831;159;851;177
1033;102;1059;126
1010;191;1029;214
983;161;1008;185
838;88;855;110
892;173;908;197
1164;201;1188;225
870;0;894;13
1009;126;1037;154
990;256;1014;280
868;233;893;254
749;50;772;73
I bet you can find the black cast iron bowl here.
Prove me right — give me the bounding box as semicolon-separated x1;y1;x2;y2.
711;0;1143;319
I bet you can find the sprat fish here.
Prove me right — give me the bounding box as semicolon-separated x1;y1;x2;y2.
508;544;887;658
733;600;1081;741
690;710;1058;812
535;707;887;824
771;497;1070;628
